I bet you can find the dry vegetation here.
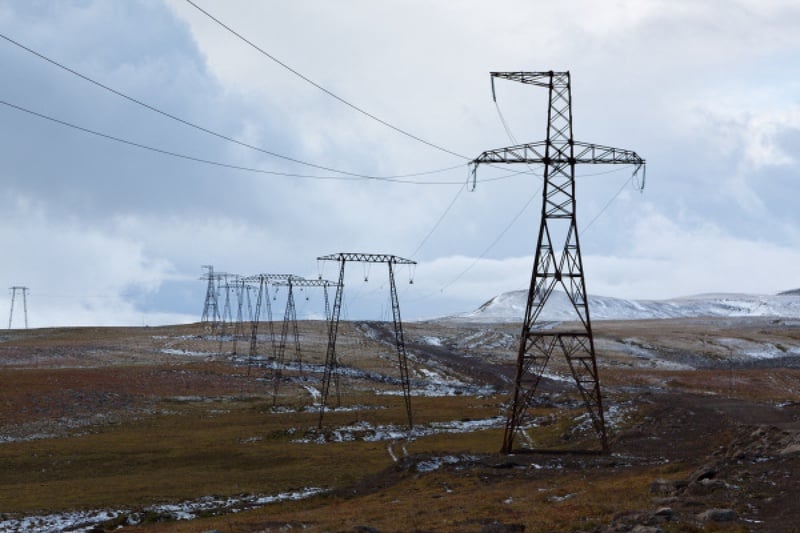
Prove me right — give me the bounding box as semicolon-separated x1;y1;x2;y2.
1;317;799;531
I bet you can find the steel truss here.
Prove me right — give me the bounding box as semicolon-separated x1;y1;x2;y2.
269;277;337;404
471;71;645;454
241;274;298;376
214;273;241;354
8;286;29;329
316;253;416;429
200;265;220;326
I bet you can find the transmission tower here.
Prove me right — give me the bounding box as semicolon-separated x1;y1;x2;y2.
241;274;298;376
270;277;338;404
8;286;29;329
219;274;238;326
471;71;645;453
200;265;220;325
227;277;250;356
317;253;417;429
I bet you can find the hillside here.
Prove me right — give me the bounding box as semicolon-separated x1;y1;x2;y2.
450;289;800;322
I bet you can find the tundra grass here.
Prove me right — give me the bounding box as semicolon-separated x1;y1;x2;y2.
0;390;508;515
152;455;676;532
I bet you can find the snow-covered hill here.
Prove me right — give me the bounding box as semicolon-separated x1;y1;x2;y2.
449;289;800;322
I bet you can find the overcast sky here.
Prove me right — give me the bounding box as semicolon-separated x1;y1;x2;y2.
1;0;799;327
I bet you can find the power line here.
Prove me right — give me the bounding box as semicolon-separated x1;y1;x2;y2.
409;181;468;259
495;101;520;145
0;31;463;181
410;185;540;303
184;0;470;161
0;98;471;185
581;173;639;234
438;189;538;292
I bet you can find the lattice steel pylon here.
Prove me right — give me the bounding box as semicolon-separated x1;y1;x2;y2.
241;274;297;376
270;277;338;404
471;71;646;454
317;253;416;429
8;286;29;329
200;265;219;325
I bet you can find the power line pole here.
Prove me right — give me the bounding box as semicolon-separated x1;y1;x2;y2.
316;253;416;430
200;265;219;325
241;274;297;376
8;286;29;329
270;277;338;404
471;71;645;453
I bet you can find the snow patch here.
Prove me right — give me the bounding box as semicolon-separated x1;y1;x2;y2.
449;290;800;322
420;336;443;346
0;488;325;532
159;348;215;357
416;454;476;473
293;416;505;444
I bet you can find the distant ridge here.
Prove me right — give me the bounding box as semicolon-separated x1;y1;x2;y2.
446;289;800;322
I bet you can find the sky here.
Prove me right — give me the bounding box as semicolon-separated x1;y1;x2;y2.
1;0;800;327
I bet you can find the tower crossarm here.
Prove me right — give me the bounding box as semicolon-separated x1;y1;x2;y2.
471;141;644;167
490;71;566;88
271;278;339;288
317;253;416;265
241;273;300;284
470;141;645;189
471;141;549;166
573;141;645;173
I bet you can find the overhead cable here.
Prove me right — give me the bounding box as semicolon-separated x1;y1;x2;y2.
0;99;465;184
0;31;462;181
409;181;468;259
438;190;538;292
184;0;469;161
581;173;639;234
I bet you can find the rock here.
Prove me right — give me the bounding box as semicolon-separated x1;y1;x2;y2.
651;496;678;506
649;478;686;496
780;443;800;455
631;526;662;533
686;478;726;495
697;508;738;522
688;465;716;483
652;507;673;519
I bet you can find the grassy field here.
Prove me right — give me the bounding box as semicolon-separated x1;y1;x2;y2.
1;319;799;531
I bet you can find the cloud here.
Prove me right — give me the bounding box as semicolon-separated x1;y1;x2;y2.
586;207;800;299
1;1;799;327
0;193;190;327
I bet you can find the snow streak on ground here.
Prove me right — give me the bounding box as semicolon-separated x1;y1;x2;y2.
241;355;495;397
415;454;480;473
714;338;800;360
302;384;321;404
0;488;326;533
159;348;216;357
420;335;443;346
292;416;506;444
380;366;495;397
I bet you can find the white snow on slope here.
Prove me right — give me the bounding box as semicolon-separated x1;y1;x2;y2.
449;289;800;322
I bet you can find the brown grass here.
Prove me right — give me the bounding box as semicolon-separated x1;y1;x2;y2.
3;319;799;531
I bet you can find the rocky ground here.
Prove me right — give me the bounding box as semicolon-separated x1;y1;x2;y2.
0;317;799;531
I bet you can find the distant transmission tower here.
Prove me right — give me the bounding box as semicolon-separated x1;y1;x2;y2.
271;277;338;404
8;286;29;329
200;265;219;325
471;71;645;453
242;273;298;375
317;253;416;429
